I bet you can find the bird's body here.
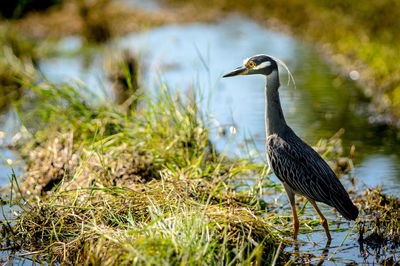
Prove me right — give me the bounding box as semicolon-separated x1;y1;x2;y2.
267;129;358;220
223;54;358;241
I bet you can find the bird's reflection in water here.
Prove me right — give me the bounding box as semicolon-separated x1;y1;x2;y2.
316;240;331;265
292;239;331;264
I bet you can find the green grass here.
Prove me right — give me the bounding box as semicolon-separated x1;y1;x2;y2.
2;74;397;264
1;76;291;264
4;73;395;264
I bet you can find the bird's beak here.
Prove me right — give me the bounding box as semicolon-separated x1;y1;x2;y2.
222;66;249;78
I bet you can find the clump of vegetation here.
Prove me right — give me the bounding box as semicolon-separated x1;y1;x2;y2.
0;31;37;112
105;49;141;108
77;0;112;43
1;78;290;264
313;128;355;175
0;28;54;112
0;28;47;63
9;178;285;264
356;188;400;250
0;48;35;113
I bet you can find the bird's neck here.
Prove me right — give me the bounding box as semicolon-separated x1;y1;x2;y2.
265;69;286;136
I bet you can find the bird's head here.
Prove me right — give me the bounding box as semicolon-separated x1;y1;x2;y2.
222;54;277;78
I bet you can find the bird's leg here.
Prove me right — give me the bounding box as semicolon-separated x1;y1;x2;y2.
307;198;332;241
284;185;299;240
290;199;299;240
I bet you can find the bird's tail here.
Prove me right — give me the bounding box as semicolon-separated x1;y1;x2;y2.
331;194;359;220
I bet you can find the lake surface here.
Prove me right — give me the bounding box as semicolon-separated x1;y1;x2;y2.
1;15;399;264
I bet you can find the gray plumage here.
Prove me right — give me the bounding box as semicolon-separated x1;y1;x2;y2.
223;54;358;239
267;130;358;220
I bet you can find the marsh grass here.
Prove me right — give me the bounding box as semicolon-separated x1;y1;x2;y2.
1;78;293;264
105;49;141;108
356;188;400;253
1;77;399;264
77;0;112;43
0;52;399;263
0;46;35;112
0;28;54;112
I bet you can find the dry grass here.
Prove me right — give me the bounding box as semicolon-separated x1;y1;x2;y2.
12;177;283;264
4;77;397;263
105;50;141;108
0;26;57;113
0;75;399;264
0;29;45;112
356;188;400;249
1;78;290;264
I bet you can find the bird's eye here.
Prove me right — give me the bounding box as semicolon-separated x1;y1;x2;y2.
247;61;255;68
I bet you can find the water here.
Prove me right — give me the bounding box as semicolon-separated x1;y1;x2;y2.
39;17;400;191
0;111;21;187
0;111;25;263
4;15;400;264
117;0;161;10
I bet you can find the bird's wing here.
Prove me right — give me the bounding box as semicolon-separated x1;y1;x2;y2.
267;134;345;206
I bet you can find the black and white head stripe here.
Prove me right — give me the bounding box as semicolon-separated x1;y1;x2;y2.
244;54;296;88
253;61;272;70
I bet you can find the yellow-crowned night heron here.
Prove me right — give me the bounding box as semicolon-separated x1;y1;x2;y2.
223;54;358;241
